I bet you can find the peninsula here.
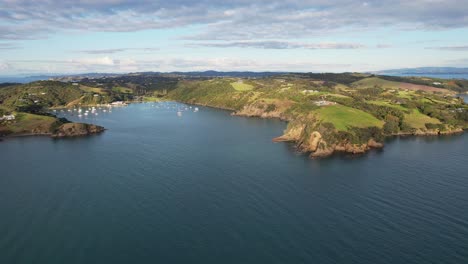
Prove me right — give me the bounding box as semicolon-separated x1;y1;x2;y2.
1;72;467;158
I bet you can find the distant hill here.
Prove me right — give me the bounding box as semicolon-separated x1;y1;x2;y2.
163;71;285;78
1;71;285;84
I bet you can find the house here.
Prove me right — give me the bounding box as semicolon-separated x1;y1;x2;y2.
314;100;336;106
433;82;442;85
72;82;79;86
1;114;15;121
302;89;319;94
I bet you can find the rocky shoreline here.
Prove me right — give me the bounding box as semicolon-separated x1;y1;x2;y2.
179;100;465;158
1;122;105;140
51;123;105;138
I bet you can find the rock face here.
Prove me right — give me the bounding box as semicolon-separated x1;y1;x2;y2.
177;98;465;159
399;127;464;136
274;122;386;158
233;100;293;120
52;123;105;138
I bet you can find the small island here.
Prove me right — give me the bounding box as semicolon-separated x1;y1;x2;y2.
1;73;467;158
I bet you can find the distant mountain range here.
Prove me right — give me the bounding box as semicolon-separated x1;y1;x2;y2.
2;68;468;84
0;71;286;83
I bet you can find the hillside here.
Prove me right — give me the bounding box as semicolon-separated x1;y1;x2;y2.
167;75;467;157
0;81;108;138
1;73;467;157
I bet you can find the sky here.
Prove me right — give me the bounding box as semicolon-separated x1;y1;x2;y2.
1;0;468;75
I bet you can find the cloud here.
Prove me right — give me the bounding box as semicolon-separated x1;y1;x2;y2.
187;41;366;49
0;42;21;50
376;44;393;49
76;47;160;54
70;56;116;66
425;45;468;51
0;1;467;41
0;61;13;71
5;56;359;73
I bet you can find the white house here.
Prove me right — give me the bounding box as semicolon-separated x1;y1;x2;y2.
314;100;336;106
1;114;15;121
302;89;319;94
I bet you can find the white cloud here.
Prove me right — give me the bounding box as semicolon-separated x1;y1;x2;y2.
0;0;467;40
426;45;468;51
70;56;115;66
0;61;13;71
186;41;366;49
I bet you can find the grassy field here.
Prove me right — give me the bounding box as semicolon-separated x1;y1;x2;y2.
368;100;408;111
352;77;403;89
404;109;441;129
79;85;108;94
315;105;384;131
5;113;56;133
352;77;451;93
231;81;254;91
396;90;414;99
112;87;133;93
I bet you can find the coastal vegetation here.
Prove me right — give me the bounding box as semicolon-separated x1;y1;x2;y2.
1;72;466;157
165;73;467;157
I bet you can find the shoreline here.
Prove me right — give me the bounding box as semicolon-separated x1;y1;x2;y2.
2;100;465;159
170;99;466;158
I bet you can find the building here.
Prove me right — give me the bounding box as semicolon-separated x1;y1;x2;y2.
314;100;336;106
1;114;15;121
302;89;319;94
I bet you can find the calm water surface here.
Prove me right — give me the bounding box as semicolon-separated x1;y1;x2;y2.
1;102;467;264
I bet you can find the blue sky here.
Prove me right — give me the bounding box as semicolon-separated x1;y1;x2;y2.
1;0;468;75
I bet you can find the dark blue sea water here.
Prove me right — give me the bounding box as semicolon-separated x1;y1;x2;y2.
1;102;467;264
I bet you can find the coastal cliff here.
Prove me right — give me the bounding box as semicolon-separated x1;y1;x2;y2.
52;123;105;138
168;77;467;158
239;105;463;158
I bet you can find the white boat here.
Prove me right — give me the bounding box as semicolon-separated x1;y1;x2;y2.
194;107;199;112
177;111;182;117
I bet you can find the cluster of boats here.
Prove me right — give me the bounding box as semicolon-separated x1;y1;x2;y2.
53;106;113;118
148;102;200;117
52;102;200;119
177;106;199;116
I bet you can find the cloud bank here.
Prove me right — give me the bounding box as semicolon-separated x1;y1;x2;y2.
1;0;467;41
